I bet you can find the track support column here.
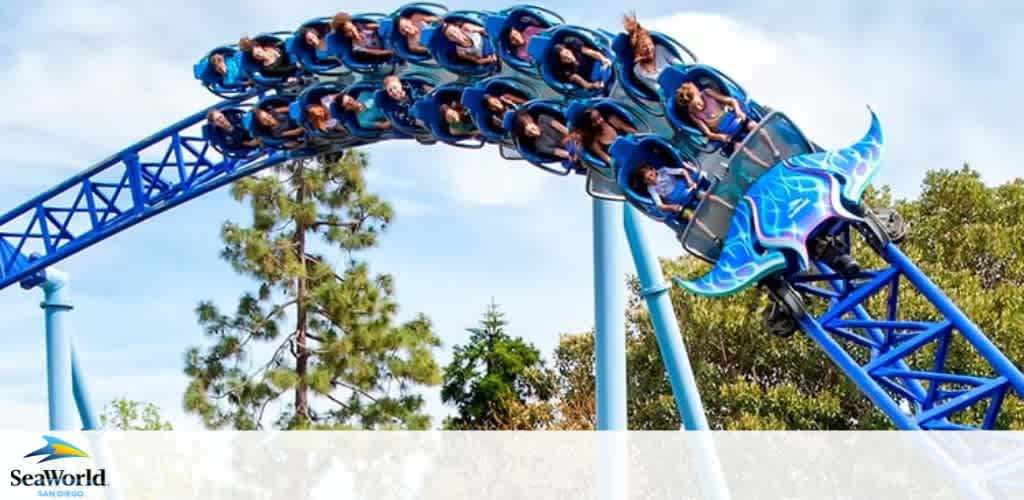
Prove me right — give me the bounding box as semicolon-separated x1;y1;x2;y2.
623;205;709;429
38;268;78;430
592;198;627;430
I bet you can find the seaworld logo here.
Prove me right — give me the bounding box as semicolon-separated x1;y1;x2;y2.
9;436;107;494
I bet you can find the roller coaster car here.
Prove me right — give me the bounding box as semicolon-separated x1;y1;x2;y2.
203;106;263;160
237;33;304;87
193;46;253;98
503;100;583;176
420;11;500;77
373;75;437;142
610;32;695;111
411;84;486;148
527;25;615;98
679;112;815;263
658;64;762;154
324;13;398;75
243;95;307;150
290;83;349;139
484;5;564;73
461;77;535;143
336;82;408;141
382;3;449;65
565;99;648;179
610;134;710;233
287;18;346;75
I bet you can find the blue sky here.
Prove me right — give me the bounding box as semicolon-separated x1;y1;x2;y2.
0;0;1021;429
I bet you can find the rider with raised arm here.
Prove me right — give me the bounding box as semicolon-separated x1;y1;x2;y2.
622;12;680;90
552;38;612;91
675;82;781;167
442;21;497;66
332;12;393;58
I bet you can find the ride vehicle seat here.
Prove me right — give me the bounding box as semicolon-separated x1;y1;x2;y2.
204;107;261;159
291;83;348;138
374;75;435;136
420;11;499;77
286;18;343;74
238;33;302;86
461;78;533;142
611;30;692;104
527;26;615;97
565;99;645;174
326;13;395;74
611;134;710;232
658;64;761;155
244;96;306;149
193;46;252;98
334;82;397;140
484;6;563;72
382;3;448;64
412;84;483;147
504;100;581;175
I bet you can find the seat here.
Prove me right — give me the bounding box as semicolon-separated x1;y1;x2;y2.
610;31;694;108
504;100;581;176
461;77;535;142
420;11;499;77
484;5;563;73
290;83;349;139
193;46;253;98
286;18;345;74
373;75;436;138
527;25;615;98
236;33;303;87
383;3;449;65
204;107;262;160
658;64;761;154
610;133;710;233
411;84;485;148
565;98;647;178
335;82;407;140
324;13;397;74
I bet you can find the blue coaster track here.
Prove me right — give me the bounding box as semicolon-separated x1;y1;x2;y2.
1;3;1021;430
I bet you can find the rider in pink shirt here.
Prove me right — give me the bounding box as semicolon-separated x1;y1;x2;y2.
507;25;545;61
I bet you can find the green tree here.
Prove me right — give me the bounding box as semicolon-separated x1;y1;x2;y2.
183;153;442;430
100;398;173;430
442;299;555;429
549;166;1024;429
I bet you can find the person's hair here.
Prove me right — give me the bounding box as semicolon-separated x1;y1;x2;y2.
206;109;220;121
631;163;656;194
383;74;401;88
674;82;697;106
307;104;329;131
507;27;523;45
331;12;352;34
254;109;277;131
623;12;654;59
552;43;578;69
303;27;320;42
514;110;536;138
238;36;255;53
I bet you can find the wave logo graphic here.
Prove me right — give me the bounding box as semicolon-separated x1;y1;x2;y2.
24;436;90;464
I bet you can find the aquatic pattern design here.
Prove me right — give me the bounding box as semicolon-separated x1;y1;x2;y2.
678;109;884;297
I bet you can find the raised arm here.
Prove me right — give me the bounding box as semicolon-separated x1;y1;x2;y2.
281;127;305;138
608;115;637;134
705;87;741;109
580;46;610;65
548;118;569;136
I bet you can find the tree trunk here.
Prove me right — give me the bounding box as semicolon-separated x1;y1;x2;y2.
294;165;310;425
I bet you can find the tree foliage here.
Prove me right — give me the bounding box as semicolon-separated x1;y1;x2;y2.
442;300;555;429
100;398;173;430
183;153;442;430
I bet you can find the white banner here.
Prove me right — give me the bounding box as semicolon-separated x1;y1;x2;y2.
1;432;1022;499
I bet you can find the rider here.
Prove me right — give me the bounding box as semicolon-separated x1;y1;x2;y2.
514;111;575;162
206;109;260;149
332;12;393;59
442;21;497;66
506;19;546;62
396;12;440;55
306;103;344;134
632;163;729;239
301;26;328;52
381;75;434;129
483;92;527;129
622;12;680;90
675;81;781;167
237;36;299;79
575;108;637;165
337;93;392;131
208;52;252;88
441;101;478;136
552;38;612;91
252;105;305;147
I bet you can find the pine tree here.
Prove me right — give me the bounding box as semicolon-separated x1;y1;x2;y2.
442;299;555;429
183;152;442;430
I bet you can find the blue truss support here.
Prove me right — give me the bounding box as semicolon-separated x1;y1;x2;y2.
793;237;1024;430
0;98;303;292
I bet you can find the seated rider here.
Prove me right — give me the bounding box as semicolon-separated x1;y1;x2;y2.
633;163;730;241
552;38;612;91
397;12;440;55
441;101;478;136
506;18;546;62
332;12;393;59
337;93;392;131
514;111;576;162
442;21;497;66
382;75;434;129
306;102;345;134
576;108;637;165
238;36;299;80
622;12;680;90
675;81;781;168
208;52;252;88
206;109;260;149
302;25;329;52
253;105;305;147
483;92;527;129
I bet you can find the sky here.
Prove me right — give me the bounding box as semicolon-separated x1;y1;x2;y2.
1;0;1022;430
